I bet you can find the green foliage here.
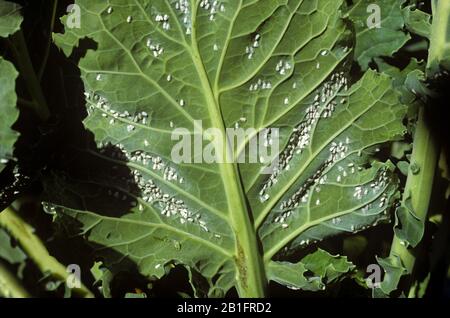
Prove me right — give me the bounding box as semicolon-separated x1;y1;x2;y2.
0;58;18;169
402;4;432;38
0;0;21;171
46;0;406;297
346;0;410;70
268;249;354;291
0;0;22;37
0;228;26;265
0;0;448;298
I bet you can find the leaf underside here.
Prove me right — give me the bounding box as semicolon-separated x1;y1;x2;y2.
48;0;406;296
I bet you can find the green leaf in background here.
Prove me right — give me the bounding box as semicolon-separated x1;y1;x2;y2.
0;0;22;171
374;254;407;297
346;0;410;70
0;228;26;265
0;0;22;37
48;0;407;297
402;5;431;39
0;58;19;169
375;57;432;107
394;196;424;248
267;249;355;291
268;249;354;291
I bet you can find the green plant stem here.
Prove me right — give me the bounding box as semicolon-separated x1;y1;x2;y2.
38;0;58;81
0;207;94;298
427;0;450;76
189;1;267;298
388;106;439;297
0;260;31;298
9;31;50;121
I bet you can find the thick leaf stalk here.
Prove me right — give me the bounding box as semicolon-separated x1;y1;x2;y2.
388;106;439;296
427;0;450;76
189;5;266;296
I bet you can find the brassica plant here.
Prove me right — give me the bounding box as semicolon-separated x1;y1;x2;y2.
0;0;449;298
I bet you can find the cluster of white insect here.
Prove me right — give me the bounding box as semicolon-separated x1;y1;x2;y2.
249;78;272;91
354;169;390;202
274;164;328;228
174;0;191;35
335;161;359;183
361;192;390;215
94;142;208;231
155;13;170;30
85;92;149;130
275;59;292;75
245;33;261;60
137;173;208;230
130;169;201;227
275;162;391;232
200;0;225;21
104;146;184;185
321;73;348;118
259;71;349;204
146;38;164;57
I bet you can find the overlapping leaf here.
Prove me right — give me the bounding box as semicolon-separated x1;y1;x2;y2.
0;0;22;37
0;58;18;170
0;0;22;171
402;4;431;38
268;249;354;291
346;0;410;70
49;0;406;296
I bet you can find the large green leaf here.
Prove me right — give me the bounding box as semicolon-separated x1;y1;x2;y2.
49;0;406;297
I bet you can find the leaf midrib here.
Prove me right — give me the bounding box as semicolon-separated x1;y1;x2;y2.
188;0;266;296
